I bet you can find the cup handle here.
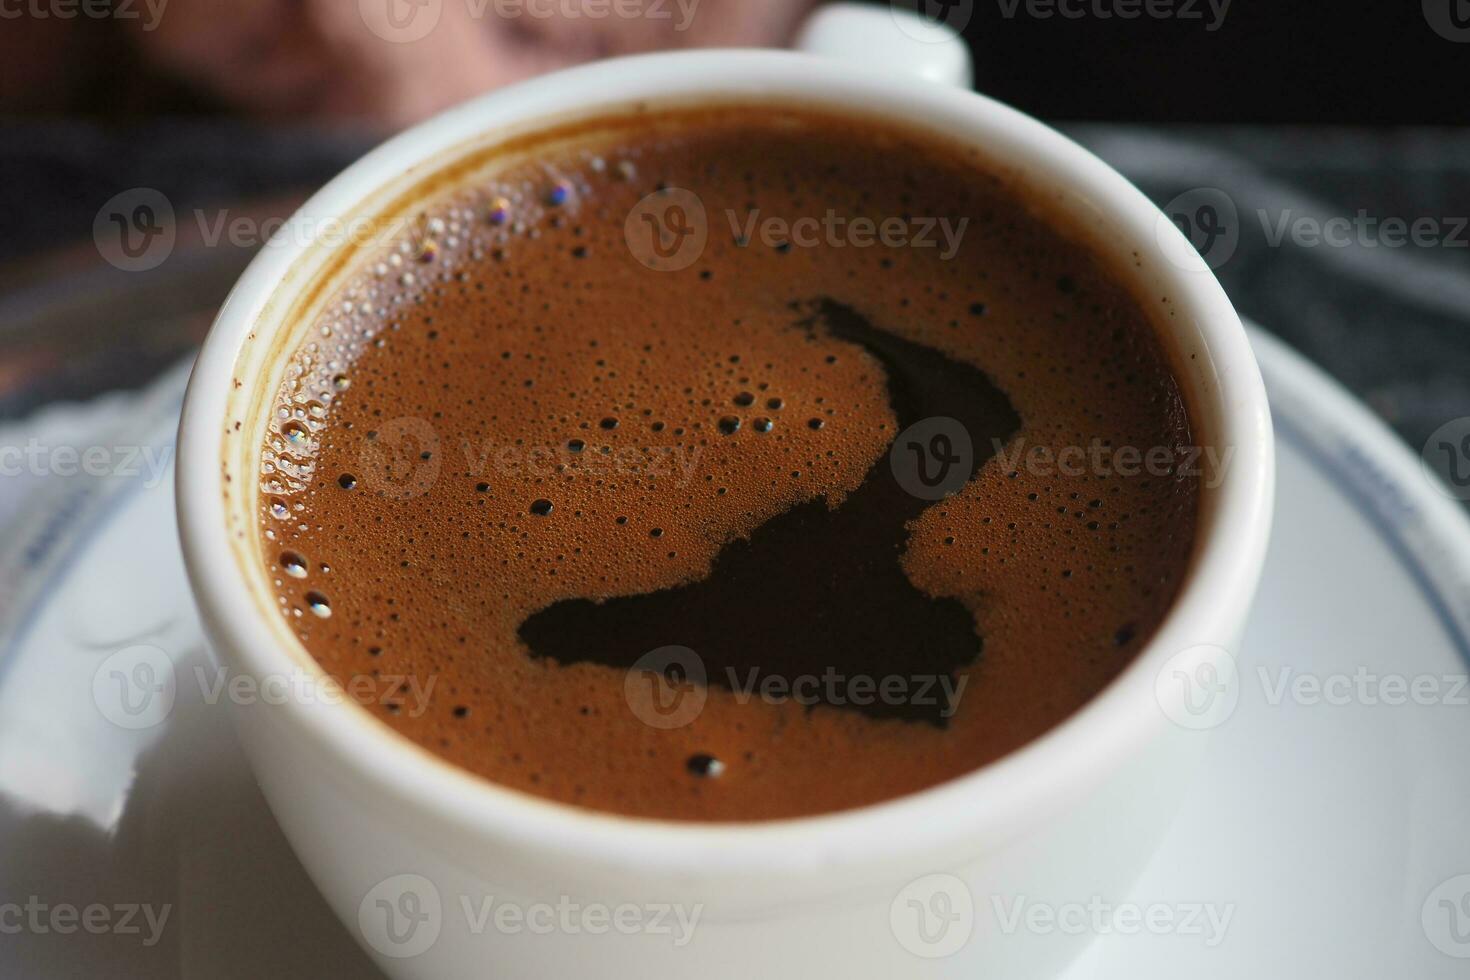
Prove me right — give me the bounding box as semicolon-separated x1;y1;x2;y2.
792;2;974;89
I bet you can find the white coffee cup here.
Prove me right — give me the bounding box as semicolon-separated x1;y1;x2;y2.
176;6;1274;977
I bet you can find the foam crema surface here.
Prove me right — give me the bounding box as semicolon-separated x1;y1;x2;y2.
254;106;1199;821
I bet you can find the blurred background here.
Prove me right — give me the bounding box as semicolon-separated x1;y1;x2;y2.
3;0;1461;122
0;0;1468;471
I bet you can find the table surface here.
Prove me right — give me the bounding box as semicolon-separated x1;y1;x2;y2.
2;120;1467;495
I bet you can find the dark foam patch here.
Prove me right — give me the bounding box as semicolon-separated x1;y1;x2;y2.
256;105;1200;821
519;298;1019;725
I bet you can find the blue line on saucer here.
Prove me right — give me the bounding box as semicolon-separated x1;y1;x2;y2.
1274;411;1470;668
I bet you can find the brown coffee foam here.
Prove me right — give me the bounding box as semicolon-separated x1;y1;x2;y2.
255;106;1198;821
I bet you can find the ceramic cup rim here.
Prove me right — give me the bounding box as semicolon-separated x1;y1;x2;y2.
176;48;1273;880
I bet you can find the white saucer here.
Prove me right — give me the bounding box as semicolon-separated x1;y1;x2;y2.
1;326;1466;977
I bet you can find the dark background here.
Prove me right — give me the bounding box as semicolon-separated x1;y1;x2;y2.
1;0;1469;488
5;0;1468;124
948;0;1467;125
